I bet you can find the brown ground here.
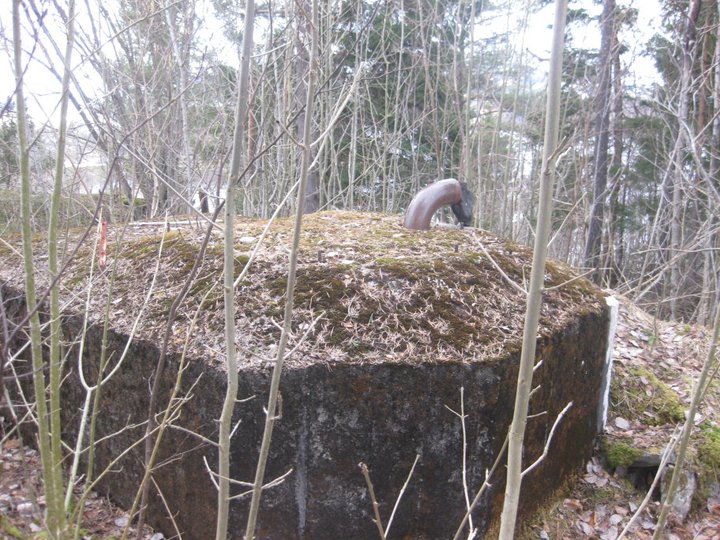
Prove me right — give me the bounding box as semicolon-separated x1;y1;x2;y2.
0;438;158;539
520;299;720;540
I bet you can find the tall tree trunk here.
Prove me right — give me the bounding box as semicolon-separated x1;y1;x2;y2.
296;0;319;214
670;0;702;320
584;0;615;284
605;25;624;286
700;0;720;326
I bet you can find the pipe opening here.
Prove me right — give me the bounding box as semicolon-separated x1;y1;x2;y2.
403;179;475;230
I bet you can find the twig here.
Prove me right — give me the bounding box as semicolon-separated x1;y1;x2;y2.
203;455;293;499
521;401;573;477
150;476;182;540
452;435;509;540
445;387;474;534
385;454;420;537
283;311;325;361
359;462;387;540
473;234;527;295
617;429;681;540
229;469;294;500
543;268;596;291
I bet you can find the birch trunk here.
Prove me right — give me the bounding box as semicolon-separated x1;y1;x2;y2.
497;0;568;536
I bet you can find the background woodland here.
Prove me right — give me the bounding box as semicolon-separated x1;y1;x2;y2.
1;0;718;325
2;1;720;539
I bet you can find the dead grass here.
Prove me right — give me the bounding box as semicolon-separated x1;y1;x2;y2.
0;211;605;371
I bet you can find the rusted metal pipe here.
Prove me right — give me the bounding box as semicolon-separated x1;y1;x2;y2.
403;178;474;230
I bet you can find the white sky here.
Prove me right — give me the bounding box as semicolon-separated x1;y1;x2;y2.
0;0;665;128
524;0;663;87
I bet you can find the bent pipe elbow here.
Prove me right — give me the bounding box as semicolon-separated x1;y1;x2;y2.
403;178;463;230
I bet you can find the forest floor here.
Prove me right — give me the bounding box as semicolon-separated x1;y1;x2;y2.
1;298;719;539
521;298;720;540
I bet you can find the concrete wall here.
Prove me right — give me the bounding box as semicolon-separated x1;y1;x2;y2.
2;285;610;539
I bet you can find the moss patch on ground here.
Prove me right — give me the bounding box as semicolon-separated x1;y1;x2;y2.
698;426;720;472
611;365;685;426
696;425;720;494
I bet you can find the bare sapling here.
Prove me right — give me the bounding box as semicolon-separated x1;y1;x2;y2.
453;389;571;539
134;205;224;537
243;0;318;536
47;2;77;530
67;215;166;538
445;387;476;536
497;0;568;537
215;0;256;536
13;0;75;535
652;305;720;538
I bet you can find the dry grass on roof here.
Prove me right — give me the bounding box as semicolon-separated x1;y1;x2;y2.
0;211;606;370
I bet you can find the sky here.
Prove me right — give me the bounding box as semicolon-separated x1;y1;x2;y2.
524;0;663;87
0;0;665;129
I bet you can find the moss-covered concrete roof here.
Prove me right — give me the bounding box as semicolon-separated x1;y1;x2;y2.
0;211;607;369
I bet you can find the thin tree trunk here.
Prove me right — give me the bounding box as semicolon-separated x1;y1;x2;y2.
13;0;64;536
164;1;195;213
243;0;317;535
605;26;624;286
700;1;720;326
46;0;76;533
296;0;319;214
670;0;701;320
497;0;568;537
215;0;256;536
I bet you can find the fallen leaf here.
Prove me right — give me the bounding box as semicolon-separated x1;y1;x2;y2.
564;498;583;511
3;438;19;450
584;473;598;485
577;521;595;536
601;525;619;540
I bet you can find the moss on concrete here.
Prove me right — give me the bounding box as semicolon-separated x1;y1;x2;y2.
602;439;644;469
0;211;607;368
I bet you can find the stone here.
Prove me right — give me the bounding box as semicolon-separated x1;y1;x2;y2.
16;501;34;515
661;467;697;522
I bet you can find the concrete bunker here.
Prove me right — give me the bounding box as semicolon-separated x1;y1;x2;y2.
1;211;611;539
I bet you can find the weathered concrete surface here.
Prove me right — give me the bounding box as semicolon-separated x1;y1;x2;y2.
3;289;609;539
1;213;611;539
